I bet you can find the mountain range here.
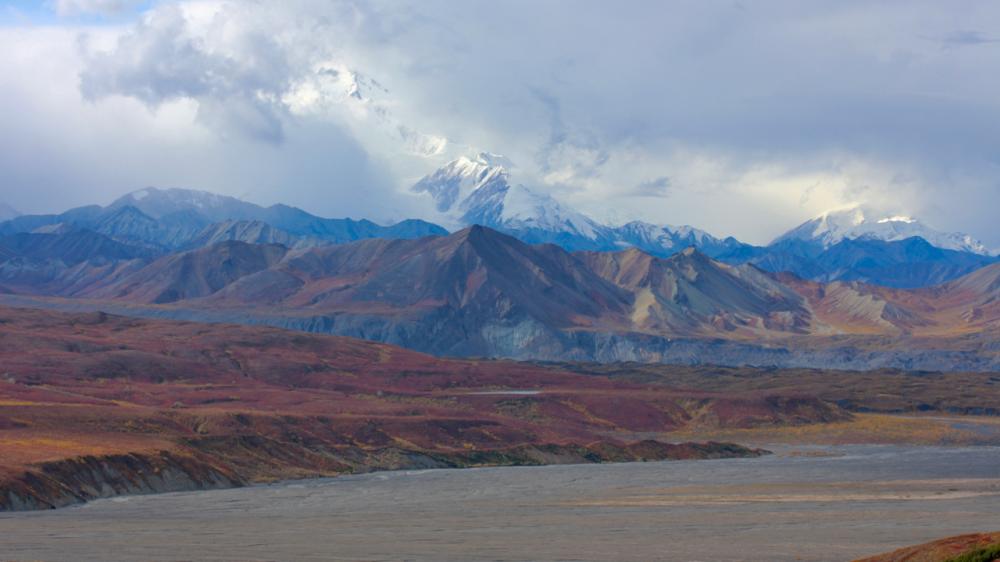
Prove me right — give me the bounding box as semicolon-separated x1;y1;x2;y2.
2;224;999;371
408;153;995;288
1;164;997;370
2;162;995;289
0;187;446;253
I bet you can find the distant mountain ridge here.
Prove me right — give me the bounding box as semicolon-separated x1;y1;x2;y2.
0;188;447;252
772;206;991;255
719;235;997;289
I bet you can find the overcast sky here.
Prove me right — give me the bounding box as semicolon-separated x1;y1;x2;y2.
1;0;999;245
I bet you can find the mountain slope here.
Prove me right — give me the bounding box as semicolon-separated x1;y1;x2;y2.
199;226;635;355
92;205;210;251
0;230;153;296
920;261;1000;333
83;241;289;304
0;230;154;265
183;219;308;250
579;248;811;335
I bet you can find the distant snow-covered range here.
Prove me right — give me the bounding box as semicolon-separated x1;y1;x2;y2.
0;160;994;291
411;152;746;257
410;152;994;260
773;206;991;256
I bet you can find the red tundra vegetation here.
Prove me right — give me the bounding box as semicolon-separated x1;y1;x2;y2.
0;305;848;510
856;531;1000;562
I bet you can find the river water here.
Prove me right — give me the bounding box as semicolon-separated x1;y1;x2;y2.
2;445;999;562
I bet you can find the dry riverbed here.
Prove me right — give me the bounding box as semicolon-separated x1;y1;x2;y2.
2;445;999;562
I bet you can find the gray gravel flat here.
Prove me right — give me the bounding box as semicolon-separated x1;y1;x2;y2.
2;445;999;562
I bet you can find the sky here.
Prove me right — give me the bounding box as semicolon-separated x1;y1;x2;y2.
0;0;999;246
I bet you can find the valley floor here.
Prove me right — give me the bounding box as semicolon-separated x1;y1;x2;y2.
2;304;999;561
1;444;998;562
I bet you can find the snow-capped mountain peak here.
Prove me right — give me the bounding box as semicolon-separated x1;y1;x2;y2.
411;153;510;214
411;156;747;253
775;206;992;255
413;154;603;240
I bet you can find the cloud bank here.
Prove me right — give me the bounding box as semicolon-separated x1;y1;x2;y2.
1;0;999;245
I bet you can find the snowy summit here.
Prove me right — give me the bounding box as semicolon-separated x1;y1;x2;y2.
774;206;992;256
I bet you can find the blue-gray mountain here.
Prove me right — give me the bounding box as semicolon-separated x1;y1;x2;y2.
718;237;997;289
0;188;447;253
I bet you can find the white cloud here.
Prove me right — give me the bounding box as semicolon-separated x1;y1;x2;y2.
0;24;406;223
3;0;1000;246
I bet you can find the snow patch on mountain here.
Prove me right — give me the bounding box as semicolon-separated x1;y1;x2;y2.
775;206;992;255
496;185;602;240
